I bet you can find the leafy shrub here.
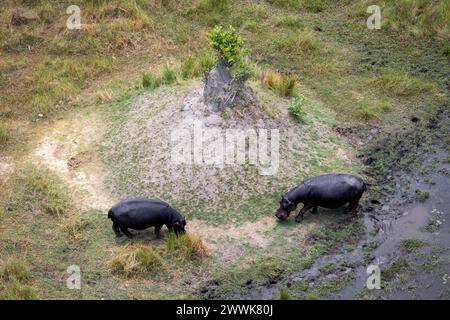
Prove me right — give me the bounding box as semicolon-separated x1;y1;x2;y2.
208;25;244;66
288;95;306;119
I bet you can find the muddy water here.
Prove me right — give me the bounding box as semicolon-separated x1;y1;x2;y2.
237;146;450;300
334;150;450;299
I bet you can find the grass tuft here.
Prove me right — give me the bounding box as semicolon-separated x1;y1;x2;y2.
402;239;427;253
1;259;30;282
142;72;161;90
109;244;164;278
370;70;435;96
166;233;209;261
261;71;297;97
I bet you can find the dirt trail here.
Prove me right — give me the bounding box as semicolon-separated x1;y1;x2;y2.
30;111;115;212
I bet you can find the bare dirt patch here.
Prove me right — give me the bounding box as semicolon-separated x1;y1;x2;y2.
0;157;14;185
30;112;115;212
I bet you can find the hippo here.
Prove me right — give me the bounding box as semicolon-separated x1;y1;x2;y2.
275;173;366;223
108;198;186;238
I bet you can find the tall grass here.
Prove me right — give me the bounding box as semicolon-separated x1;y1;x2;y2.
261;71;297;97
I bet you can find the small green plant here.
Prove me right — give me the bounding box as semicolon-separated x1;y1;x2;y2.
288;95;306;120
208;25;244;66
142;72;161;90
181;57;196;79
414;189;429;202
279;287;292;300
207;25;250;77
162;64;176;85
402;239;427;253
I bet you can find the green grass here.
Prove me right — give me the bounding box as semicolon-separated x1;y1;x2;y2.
162;64;177;85
0;125;11;146
1;0;449;300
0;280;40;300
1;259;30;282
142;72;161;90
279;287;293;300
402;239;427;253
9;164;71;216
370;70;435;96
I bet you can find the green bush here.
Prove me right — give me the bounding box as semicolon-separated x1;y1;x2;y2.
288;95;306;120
207;25;247;70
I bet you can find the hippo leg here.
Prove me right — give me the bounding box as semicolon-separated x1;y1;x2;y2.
311;206;318;214
155;225;163;238
112;223;122;237
295;203;314;223
346;197;361;213
120;227;134;239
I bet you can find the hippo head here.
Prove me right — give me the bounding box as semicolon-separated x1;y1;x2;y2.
275;196;297;220
172;216;187;235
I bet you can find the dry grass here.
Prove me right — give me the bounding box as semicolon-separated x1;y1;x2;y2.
166;233;209;261
1;258;30;282
0;125;10;146
59;212;89;241
109;244;164;278
260;70;297;97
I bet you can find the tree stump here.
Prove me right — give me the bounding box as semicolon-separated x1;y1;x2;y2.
203;59;256;112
